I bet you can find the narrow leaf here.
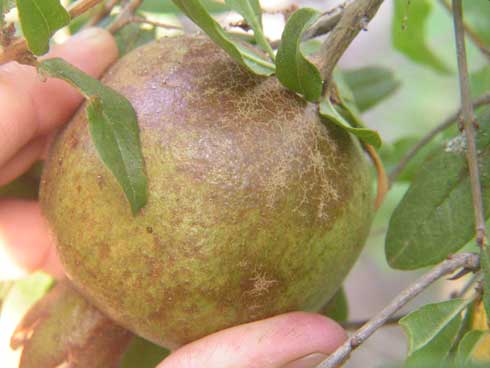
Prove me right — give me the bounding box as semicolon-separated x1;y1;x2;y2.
225;0;274;59
343;66;401;112
114;23;156;57
172;0;274;76
456;330;489;367
400;299;469;367
470;301;490;364
141;0;230;14
392;0;449;74
481;246;490;325
319;97;382;148
276;8;322;102
38;58;147;215
385;108;490;270
16;0;70;55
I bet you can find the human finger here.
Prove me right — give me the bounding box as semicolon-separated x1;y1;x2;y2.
0;27;118;170
158;312;346;368
0;199;63;280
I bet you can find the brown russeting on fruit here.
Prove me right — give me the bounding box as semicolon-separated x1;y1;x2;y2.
40;35;374;348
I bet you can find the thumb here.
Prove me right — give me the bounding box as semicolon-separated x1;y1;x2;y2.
158;312;346;368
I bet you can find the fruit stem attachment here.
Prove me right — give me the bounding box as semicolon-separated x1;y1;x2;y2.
317;0;385;83
0;0;104;65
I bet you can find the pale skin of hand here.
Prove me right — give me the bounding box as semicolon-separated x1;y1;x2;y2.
0;28;346;368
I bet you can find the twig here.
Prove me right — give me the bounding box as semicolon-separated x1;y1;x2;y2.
452;0;487;249
86;0;120;27
365;144;388;208
341;315;402;330
129;16;182;31
68;0;104;18
440;0;490;61
107;0;143;34
450;273;481;299
316;252;480;368
0;0;104;65
318;0;385;83
389;93;490;183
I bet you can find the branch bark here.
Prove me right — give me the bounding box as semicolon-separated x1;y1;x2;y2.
68;0;104;19
389;93;490;183
341;315;402;330
316;252;480;368
318;0;385;82
0;0;104;65
452;0;488;249
107;0;144;34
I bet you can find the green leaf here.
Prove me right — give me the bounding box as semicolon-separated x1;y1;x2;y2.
319;97;382;148
481;246;490;325
392;0;449;74
141;0;229;14
171;0;274;76
225;0;274;59
16;0;70;55
276;8;322;102
470;66;490;99
456;330;489;367
121;336;170;368
463;0;490;48
385;108;490;270
400;299;470;368
114;23;156;57
320;287;348;322
301;38;321;57
381;137;436;183
343;66;401;112
38;58;148;215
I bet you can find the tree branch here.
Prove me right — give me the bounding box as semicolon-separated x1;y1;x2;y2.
0;0;104;65
127;16;182;31
389;93;490;183
365;143;388;208
68;0;104;19
452;0;487;249
341;315;402;330
86;0;120;28
318;0;385;82
107;0;144;34
316;252;480;368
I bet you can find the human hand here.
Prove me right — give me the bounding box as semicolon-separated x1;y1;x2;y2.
0;29;345;368
0;28;119;279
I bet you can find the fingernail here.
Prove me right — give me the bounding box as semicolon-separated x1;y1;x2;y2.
71;27;109;46
282;353;328;368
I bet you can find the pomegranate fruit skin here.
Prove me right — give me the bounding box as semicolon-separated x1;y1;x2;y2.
40;35;374;348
